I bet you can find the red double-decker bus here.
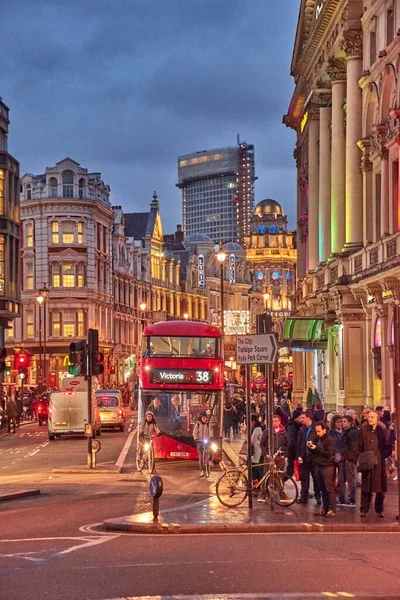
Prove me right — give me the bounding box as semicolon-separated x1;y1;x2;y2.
138;320;224;460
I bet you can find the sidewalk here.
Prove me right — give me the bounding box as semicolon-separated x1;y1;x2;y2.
103;432;400;534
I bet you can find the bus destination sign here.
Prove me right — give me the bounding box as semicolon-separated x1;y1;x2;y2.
150;369;214;385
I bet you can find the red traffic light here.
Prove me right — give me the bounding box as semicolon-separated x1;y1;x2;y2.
18;354;27;366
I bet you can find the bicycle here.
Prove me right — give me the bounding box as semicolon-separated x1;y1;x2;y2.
136;436;155;474
199;439;218;478
215;449;298;508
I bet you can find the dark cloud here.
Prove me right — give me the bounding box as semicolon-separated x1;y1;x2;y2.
2;0;298;232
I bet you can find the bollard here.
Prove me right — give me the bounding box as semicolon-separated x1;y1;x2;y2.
149;475;163;522
91;439;101;468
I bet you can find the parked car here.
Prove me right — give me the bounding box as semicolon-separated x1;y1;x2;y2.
96;389;125;432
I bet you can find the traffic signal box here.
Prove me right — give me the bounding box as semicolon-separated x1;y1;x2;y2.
68;340;87;376
15;352;30;380
0;347;7;373
69;330;104;378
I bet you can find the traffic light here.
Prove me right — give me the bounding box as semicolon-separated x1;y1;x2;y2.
110;365;116;375
0;347;7;373
87;328;104;376
69;340;87;376
92;351;104;376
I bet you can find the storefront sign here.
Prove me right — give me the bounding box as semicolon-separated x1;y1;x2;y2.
198;254;205;288
224;310;250;335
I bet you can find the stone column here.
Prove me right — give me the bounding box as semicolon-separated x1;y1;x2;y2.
357;139;373;246
307;107;320;271
327;59;347;255
343;31;363;250
380;146;390;236
319;106;332;262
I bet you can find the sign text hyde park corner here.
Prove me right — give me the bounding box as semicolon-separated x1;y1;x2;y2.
236;334;278;365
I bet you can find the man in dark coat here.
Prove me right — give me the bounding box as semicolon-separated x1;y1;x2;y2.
296;410;321;504
307;421;337;517
359;410;393;518
340;415;359;505
285;409;303;477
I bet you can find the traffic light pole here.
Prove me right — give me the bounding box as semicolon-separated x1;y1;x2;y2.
86;341;93;469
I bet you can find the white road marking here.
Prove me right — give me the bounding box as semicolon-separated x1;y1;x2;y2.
115;428;136;470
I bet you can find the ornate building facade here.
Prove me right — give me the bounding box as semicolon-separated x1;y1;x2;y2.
245;199;297;376
0;99;20;356
284;0;400;410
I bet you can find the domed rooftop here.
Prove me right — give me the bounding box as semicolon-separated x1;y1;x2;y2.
254;199;283;216
184;232;213;244
223;242;244;253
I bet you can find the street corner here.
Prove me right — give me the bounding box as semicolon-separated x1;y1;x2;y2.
0;489;41;502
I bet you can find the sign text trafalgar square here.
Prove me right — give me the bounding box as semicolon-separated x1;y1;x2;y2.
236;334;278;365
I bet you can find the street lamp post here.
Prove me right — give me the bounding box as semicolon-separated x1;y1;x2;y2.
36;293;44;390
37;285;49;390
216;243;227;337
139;302;147;352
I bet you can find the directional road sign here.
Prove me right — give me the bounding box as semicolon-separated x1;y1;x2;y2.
236;333;278;365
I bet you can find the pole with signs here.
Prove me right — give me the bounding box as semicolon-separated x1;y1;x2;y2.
237;333;278;511
245;363;252;509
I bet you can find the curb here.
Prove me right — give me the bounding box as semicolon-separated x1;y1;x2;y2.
52;466;121;474
0;489;41;502
102;519;400;534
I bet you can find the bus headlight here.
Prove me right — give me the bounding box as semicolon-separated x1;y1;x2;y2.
211;443;218;452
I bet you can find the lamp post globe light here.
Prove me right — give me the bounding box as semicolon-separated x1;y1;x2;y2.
215;243;227;337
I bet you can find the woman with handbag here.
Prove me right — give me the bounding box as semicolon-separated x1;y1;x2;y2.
358;411;393;518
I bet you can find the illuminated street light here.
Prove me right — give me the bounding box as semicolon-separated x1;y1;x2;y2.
139;302;147;311
215;243;227;336
183;313;189;320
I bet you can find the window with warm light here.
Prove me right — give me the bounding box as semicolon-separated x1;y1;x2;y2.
51;222;59;244
26;309;34;338
63;310;75;337
52;311;61;337
77;309;84;337
26;222;33;247
26;262;34;290
62;221;75;244
77;222;84;244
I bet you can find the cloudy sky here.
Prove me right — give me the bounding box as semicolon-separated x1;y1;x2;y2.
2;0;299;234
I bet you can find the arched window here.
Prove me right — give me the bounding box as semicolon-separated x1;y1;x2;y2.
78;178;85;199
49;177;58;198
26;184;32;200
62;170;74;198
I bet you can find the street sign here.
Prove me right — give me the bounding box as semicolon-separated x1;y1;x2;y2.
236;334;278;365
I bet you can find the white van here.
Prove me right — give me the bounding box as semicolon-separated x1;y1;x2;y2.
48;376;101;440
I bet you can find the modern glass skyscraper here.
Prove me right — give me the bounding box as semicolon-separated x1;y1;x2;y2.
177;138;256;245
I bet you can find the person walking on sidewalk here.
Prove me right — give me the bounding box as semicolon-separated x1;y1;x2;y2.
250;414;263;486
6;398;18;434
307;421;337;518
257;414;288;504
223;401;236;442
339;415;359;506
296;410;321;505
359;410;393;518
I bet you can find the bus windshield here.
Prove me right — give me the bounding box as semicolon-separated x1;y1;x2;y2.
143;336;217;358
140;390;220;438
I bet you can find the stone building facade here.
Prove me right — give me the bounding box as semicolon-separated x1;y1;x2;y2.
284;0;400;410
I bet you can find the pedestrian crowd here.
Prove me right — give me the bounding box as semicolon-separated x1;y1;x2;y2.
223;387;397;520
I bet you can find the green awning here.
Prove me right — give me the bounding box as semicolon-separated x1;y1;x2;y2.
282;318;327;350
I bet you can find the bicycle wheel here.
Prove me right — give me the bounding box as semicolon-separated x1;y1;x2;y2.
266;472;298;507
147;446;155;474
136;449;144;472
204;448;211;478
216;468;248;508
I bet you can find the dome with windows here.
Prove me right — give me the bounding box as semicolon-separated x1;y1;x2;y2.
223;242;244;253
254;199;283;216
184;232;213;243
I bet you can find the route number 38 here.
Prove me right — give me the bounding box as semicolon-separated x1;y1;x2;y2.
196;371;210;382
